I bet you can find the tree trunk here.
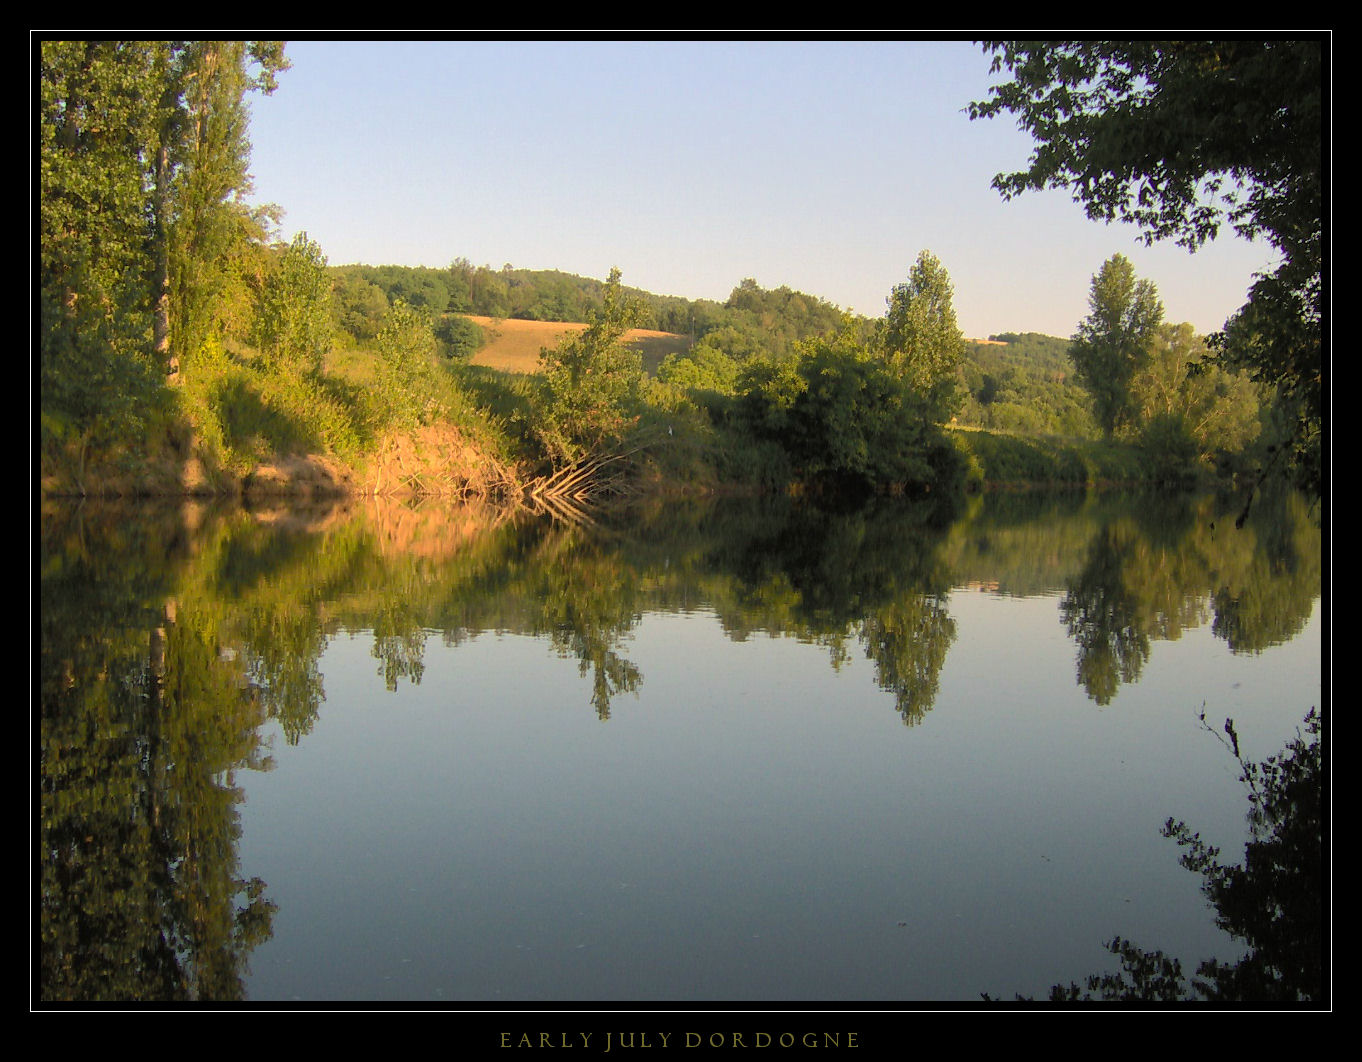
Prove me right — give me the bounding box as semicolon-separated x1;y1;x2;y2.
153;137;177;383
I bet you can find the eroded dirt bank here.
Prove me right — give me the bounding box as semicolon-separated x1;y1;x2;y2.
40;424;522;502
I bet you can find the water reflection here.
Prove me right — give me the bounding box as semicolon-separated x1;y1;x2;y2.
997;710;1323;1003
39;505;277;1000
37;488;1321;1001
1052;492;1321;703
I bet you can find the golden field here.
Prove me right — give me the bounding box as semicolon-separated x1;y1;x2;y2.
464;315;691;374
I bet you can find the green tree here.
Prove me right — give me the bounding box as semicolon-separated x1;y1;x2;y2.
1131;322;1261;471
433;314;484;360
39;39;288;486
154;41;289;380
878;250;965;421
657;342;742;397
369;301;444;432
787;322;940;488
1069;255;1164;438
330;268;391;343
535;267;645;467
969;40;1323;492
736;316;958;492
253;232;333;377
39;42;169;486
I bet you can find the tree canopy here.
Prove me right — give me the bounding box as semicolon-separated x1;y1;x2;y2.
969;40;1324;492
878;250;965;422
535;267;645;467
1069;254;1164;438
39;40;289;475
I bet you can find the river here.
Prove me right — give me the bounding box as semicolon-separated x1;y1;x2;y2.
37;487;1323;1003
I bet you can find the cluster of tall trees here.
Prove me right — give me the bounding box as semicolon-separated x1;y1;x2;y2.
40;41;476;479
39;40;298;475
654;251;969;491
1068;254;1262;478
39;39;1320;501
971;39;1323;494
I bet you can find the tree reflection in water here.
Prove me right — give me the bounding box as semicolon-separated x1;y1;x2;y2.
38;489;1322;1002
39;504;278;1000
989;710;1324;1004
1057;489;1320;705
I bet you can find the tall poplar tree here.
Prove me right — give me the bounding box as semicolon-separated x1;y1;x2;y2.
1069;255;1165;438
40;41;167;479
155;41;288;380
39;38;288;444
878;250;965;422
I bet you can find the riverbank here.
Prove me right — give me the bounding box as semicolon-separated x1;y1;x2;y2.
37;420;1232;502
38;422;520;501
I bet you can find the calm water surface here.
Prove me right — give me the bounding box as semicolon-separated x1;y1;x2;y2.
38;489;1323;1003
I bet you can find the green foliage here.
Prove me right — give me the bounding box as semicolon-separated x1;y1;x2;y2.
788;329;938;487
39;39;290;487
364;261;644;325
951;430;1096;488
957;334;1098;438
1132;322;1261;462
329;267;390;343
657;342;742;397
971;40;1322;494
357;263;452;315
252;232;333;377
1137;413;1202;485
367;301;447;433
39;42;173;478
736;318;957;492
970;41;1321;253
433;313;484;360
877;250;965;422
159;42;290;375
534;267;645;467
984;332;1073;370
719;277;844;362
1069;255;1164;438
1218;279;1322;493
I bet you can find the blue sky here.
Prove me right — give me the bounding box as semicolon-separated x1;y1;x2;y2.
244;39;1281;341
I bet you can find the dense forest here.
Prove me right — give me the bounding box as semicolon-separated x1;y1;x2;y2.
38;39;1321;508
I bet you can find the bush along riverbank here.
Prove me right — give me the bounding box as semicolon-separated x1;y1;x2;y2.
38;249;1280;506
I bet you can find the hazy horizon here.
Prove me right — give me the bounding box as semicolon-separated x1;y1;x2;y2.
245;40;1283;341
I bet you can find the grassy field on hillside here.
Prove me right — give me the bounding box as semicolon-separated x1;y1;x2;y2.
464;316;691;374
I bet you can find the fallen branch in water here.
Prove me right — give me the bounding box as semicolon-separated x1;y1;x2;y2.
524;440;653;505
